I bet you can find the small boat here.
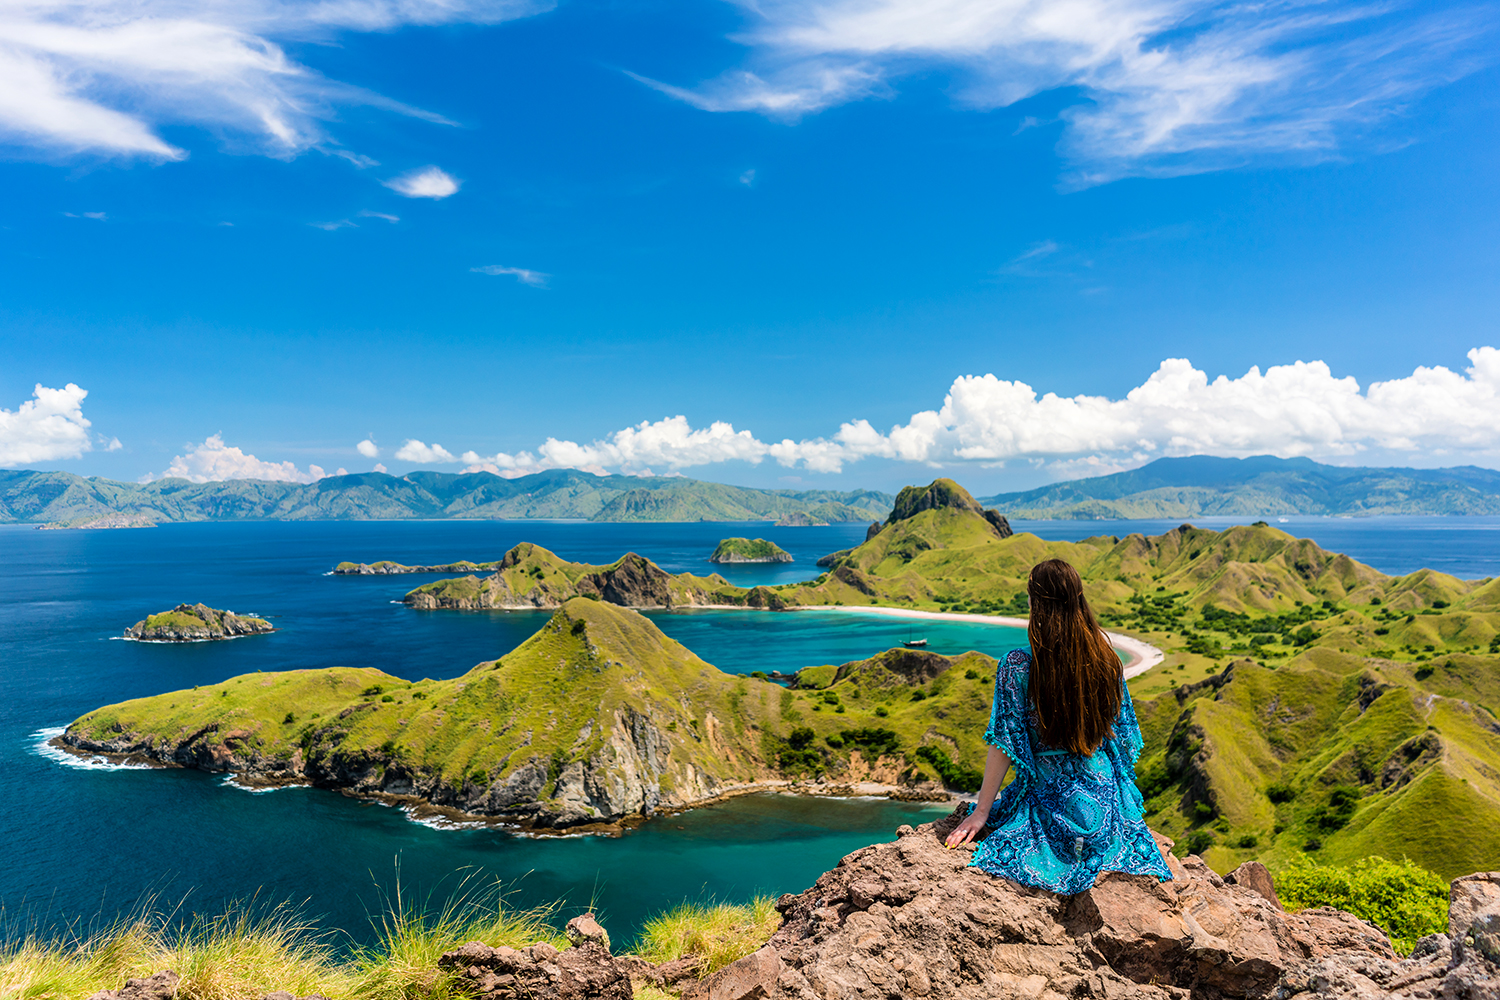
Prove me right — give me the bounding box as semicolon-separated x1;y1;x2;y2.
903;637;928;648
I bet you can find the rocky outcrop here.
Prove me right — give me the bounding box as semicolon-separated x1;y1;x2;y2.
124;603;275;641
884;479;1013;539
401;548;760;612
334;559;496;575
815;549;852;568
678;812;1499;1000
438;928;632;1000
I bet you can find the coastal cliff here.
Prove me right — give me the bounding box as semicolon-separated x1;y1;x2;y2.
124;603;275;641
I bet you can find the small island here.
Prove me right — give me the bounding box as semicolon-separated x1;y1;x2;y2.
709;537;793;564
125;603;276;641
774;511;828;527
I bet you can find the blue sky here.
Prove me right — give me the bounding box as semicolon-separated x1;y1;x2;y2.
2;0;1498;495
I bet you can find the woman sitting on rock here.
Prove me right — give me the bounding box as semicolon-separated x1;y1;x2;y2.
943;557;1171;892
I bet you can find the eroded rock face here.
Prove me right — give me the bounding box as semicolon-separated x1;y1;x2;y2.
683;812;1497;1000
85;971;180;1000
438;939;632;1000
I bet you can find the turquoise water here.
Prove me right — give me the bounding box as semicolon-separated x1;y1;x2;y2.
2;514;1493;945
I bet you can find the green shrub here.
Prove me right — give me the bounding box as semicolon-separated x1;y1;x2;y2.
1266;782;1296;803
838;728;900;758
282;712;296;725
1236;833;1259;849
1278;857;1448;954
1183;829;1214;855
1310;786;1360;832
910;690;927;702
912;745;982;793
874;706;889;718
362;685;384;697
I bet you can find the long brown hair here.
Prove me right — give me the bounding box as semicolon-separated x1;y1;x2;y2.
1026;558;1122;755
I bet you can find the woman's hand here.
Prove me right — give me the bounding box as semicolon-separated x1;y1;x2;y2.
944;809;987;848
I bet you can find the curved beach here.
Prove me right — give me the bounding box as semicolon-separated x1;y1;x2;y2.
793;605;1164;679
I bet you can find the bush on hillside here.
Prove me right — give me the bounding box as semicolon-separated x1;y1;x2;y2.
1277;856;1448;955
912;745;982;792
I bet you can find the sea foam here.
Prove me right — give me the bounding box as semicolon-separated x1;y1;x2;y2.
29;727;152;771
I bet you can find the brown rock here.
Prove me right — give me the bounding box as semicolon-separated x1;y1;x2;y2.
684;945;784;1000
565;913;611;952
85;971;180;1000
649;953;705;987
437;939;631;1000
1227;860;1283;910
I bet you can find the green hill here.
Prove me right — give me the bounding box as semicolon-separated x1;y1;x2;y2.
0;468;893;525
709;538;793;563
981;454;1500;518
60;600;1009;827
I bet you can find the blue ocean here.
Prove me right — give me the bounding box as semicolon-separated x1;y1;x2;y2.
1;515;1495;946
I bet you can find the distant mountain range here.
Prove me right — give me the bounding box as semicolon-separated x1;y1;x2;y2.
0;469;893;526
982;455;1500;519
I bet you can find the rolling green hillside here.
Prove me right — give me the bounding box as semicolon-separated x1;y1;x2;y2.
982;454;1500;518
0;468;893;525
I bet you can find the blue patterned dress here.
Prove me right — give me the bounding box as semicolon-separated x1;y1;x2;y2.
966;647;1172;893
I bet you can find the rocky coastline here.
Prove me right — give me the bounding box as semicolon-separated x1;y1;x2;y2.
124;603;275;641
50;730;947;834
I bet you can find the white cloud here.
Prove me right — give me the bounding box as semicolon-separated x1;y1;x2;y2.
358;210;399;222
642;0;1490;182
104;436;122;451
440;346;1500;478
64;211;107;220
373;462;388;473
144;433;332;483
739;168;756;186
310;219;356;230
385;166;460;199
0;382;94;465
472;264;548;287
356;438;379;458
0;0;549;162
394;439;457;463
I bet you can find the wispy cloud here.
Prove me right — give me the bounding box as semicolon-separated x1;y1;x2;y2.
472;264;549;287
739;168;757;186
0;0;551;162
63;211;107;220
143;434;341;483
385;167;460;199
401;346;1500;477
310;219;356;231
358;210;400;222
0;382;94;465
637;0;1495;184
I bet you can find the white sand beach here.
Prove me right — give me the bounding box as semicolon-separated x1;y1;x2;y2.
792;605;1164;679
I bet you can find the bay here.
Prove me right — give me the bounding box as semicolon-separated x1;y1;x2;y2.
2;514;1494;947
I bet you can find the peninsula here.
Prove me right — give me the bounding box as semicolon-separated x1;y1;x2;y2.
709;538;793;563
124;603;275;641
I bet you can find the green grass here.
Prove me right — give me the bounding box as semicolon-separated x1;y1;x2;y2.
629;897;780;976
